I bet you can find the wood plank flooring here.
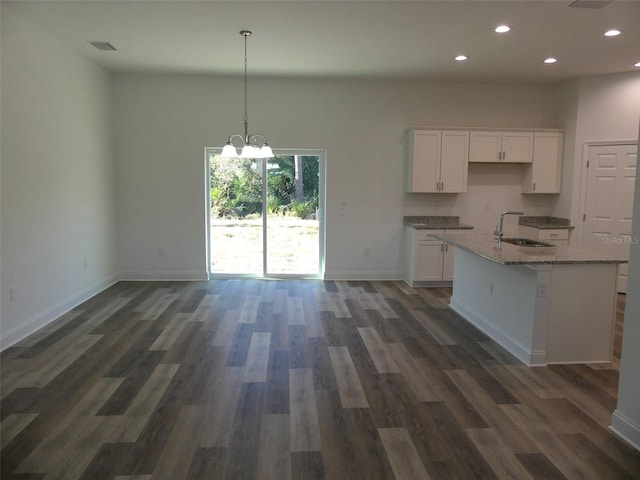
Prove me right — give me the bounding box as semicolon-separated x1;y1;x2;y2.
2;280;639;479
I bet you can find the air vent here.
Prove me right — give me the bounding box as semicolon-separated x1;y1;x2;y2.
569;0;614;8
88;41;117;51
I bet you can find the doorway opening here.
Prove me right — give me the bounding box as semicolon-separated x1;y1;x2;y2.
206;148;325;278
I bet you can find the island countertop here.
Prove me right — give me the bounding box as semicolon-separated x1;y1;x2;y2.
430;231;628;265
404;216;473;230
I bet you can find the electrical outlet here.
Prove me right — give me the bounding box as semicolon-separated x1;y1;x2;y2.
363;248;371;257
537;282;547;298
340;201;347;211
158;248;165;257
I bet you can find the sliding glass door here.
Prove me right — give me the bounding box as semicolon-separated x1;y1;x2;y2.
207;149;324;278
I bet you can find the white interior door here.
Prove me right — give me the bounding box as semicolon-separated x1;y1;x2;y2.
582;143;637;293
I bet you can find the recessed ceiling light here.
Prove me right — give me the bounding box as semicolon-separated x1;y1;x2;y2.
495;25;511;33
455;55;468;61
604;29;622;37
544;57;558;64
635;62;640;68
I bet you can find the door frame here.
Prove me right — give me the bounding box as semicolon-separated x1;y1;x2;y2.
576;140;638;248
204;147;326;279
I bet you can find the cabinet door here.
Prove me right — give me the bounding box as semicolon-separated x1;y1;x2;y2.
525;132;562;193
442;243;455;281
502;132;533;163
407;130;441;192
440;131;469;192
415;241;445;281
469;131;501;163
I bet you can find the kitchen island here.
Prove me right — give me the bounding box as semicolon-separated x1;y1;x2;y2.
430;232;628;366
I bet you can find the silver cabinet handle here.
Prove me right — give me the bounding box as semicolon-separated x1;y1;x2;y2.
533;182;536;191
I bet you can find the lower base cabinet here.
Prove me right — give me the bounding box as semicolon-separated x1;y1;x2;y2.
404;227;454;286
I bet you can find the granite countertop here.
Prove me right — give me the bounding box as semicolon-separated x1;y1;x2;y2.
519;216;575;230
429;231;628;265
404;216;474;230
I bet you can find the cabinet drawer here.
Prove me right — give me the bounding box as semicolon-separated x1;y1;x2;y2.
414;229;443;241
537;229;569;241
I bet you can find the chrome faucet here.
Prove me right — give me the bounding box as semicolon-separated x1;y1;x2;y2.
494;210;524;241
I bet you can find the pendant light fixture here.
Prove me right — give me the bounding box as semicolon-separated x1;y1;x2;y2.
220;30;274;159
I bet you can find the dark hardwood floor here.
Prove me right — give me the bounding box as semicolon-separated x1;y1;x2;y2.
1;280;639;479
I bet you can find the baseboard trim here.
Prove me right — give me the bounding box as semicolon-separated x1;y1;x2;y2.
0;275;118;351
610;410;640;452
119;271;209;281
450;296;546;366
407;280;453;288
323;271;401;281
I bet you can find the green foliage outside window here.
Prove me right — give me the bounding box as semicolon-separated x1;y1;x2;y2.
210;155;319;219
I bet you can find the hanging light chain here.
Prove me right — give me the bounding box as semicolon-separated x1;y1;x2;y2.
241;30;251;143
221;30;273;159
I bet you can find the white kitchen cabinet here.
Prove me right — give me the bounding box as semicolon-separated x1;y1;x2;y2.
519;225;570;246
469;131;533;163
522;132;563;193
404;228;455;286
415;240;447;281
407;130;468;193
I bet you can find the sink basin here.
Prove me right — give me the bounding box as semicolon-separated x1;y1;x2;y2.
500;237;555;247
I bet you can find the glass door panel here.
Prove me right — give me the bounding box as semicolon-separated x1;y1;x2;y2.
209;153;263;274
266;155;320;275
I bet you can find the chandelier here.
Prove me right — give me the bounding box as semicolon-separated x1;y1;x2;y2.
220;30;274;159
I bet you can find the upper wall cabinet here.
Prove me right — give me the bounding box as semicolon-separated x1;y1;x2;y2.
407;130;469;193
522;132;563;194
469;131;534;163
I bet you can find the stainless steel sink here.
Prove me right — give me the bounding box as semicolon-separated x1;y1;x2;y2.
501;237;555;247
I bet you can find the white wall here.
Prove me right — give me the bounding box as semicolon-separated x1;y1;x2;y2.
0;6;118;348
550;80;580;222
611;130;640;450
114;73;559;279
554;72;640;227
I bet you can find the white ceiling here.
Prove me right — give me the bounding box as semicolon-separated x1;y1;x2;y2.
4;0;640;83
